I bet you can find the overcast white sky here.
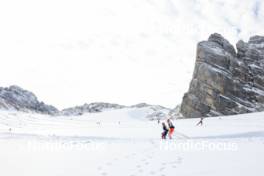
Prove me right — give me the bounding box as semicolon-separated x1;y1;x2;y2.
0;0;263;109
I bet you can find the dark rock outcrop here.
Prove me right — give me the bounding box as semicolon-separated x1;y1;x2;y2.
0;85;58;115
181;33;264;118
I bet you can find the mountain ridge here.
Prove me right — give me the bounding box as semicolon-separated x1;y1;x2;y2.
0;85;176;118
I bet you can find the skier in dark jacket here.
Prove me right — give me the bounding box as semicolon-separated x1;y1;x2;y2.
161;122;169;139
196;117;204;126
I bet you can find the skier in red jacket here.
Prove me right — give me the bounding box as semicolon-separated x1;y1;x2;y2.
167;119;175;139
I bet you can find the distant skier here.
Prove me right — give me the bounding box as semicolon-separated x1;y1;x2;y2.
196;117;204;126
167;119;175;139
161;122;169;139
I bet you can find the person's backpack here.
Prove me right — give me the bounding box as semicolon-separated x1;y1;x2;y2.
169;122;175;129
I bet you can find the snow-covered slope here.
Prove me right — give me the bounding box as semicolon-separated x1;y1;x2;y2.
0;109;264;176
61;102;172;118
61;102;127;116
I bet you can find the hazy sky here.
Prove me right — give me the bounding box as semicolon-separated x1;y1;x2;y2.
0;0;263;109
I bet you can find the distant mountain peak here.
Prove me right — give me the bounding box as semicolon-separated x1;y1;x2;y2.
61;102;127;116
0;85;58;115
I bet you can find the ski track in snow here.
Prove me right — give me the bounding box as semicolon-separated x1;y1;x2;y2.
0;109;264;176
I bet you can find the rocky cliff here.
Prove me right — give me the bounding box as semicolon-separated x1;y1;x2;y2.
181;33;264;118
0;85;58;115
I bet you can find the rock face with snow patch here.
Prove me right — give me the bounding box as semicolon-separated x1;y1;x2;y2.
61;102;127;116
0;85;58;115
131;103;168;110
132;103;171;120
169;105;182;118
181;33;264;118
61;102;173;119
